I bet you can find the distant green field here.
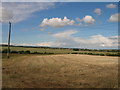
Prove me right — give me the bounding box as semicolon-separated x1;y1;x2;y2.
1;46;119;56
1;46;72;54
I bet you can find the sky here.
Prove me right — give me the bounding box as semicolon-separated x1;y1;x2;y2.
1;2;120;49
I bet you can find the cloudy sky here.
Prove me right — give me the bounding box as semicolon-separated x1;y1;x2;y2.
1;2;119;49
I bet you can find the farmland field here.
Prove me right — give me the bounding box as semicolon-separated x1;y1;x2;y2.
1;46;119;56
2;54;118;88
1;46;73;54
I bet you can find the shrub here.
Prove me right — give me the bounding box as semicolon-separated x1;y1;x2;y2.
2;49;8;53
71;52;78;54
73;49;79;51
44;52;47;54
48;52;54;54
99;53;105;56
18;51;25;54
11;51;18;53
33;52;39;54
106;53;119;56
79;52;84;54
43;52;54;54
24;50;30;54
87;53;93;55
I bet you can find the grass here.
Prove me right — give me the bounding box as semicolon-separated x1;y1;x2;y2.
1;46;73;54
2;54;118;88
1;46;119;56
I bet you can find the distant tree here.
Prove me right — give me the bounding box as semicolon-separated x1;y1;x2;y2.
33;52;39;54
18;51;25;54
71;52;78;54
73;48;79;51
11;51;18;53
25;50;30;54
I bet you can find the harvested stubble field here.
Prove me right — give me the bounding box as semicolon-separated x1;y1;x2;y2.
2;54;118;88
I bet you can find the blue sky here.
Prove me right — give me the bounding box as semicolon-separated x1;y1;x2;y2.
1;2;119;49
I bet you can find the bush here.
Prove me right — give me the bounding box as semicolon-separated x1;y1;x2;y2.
11;51;18;53
48;52;54;54
83;52;88;54
73;49;79;51
18;51;25;54
99;53;105;56
2;49;8;53
71;52;78;54
24;50;30;54
87;53;93;55
44;52;47;54
106;53;119;56
43;52;54;54
32;52;39;54
94;53;100;55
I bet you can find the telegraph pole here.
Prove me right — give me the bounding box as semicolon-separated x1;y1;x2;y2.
7;21;12;58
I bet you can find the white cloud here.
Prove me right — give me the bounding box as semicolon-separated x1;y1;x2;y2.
39;30;118;48
89;35;114;47
75;16;95;25
40;16;95;28
94;8;101;15
3;31;118;48
40;16;75;28
108;13;120;22
48;32;52;35
106;4;117;8
53;30;77;38
82;15;95;24
0;6;13;22
1;2;55;23
18;30;116;48
36;42;54;46
76;17;82;22
39;28;45;31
